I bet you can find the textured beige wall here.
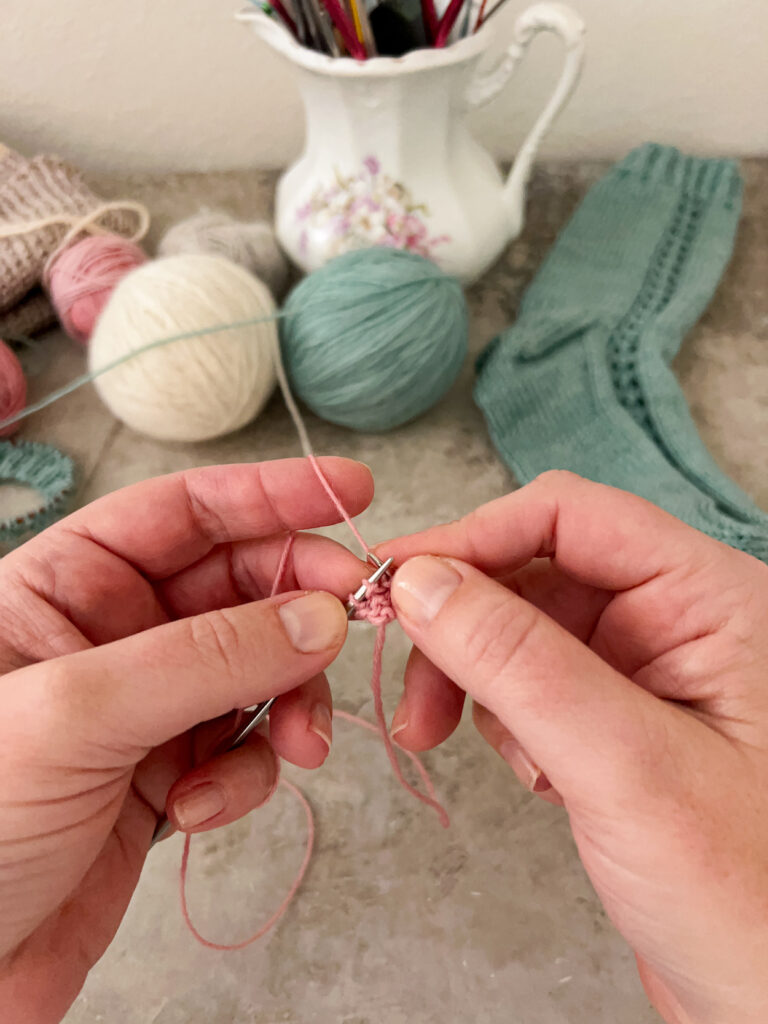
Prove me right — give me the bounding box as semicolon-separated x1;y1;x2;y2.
0;0;766;174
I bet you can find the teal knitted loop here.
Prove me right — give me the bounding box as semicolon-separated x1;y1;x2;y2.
0;441;76;548
475;143;768;563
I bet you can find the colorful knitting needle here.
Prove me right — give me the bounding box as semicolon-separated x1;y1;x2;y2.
300;0;328;50
248;0;299;36
349;0;365;43
320;0;367;56
433;0;465;46
475;0;511;30
457;0;474;38
316;5;343;54
420;0;438;43
349;0;378;55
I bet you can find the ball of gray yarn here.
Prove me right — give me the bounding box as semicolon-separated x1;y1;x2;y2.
158;210;290;298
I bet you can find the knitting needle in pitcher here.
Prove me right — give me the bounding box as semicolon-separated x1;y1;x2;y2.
151;556;394;847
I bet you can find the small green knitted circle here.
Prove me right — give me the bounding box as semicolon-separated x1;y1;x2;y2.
0;441;76;547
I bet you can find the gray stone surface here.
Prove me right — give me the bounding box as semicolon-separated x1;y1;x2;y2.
3;159;767;1022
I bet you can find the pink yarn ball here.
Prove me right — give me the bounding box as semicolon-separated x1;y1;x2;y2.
0;339;27;437
48;234;147;345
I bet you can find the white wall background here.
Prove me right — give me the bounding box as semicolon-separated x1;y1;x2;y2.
0;0;766;174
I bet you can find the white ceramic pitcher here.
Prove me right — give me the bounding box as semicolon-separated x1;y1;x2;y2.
238;3;585;282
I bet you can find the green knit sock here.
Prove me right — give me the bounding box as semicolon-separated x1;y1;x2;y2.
475;144;768;562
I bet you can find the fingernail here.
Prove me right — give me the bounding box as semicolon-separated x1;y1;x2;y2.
173;782;227;830
309;702;333;751
390;700;409;744
278;592;346;653
392;556;461;627
499;739;551;793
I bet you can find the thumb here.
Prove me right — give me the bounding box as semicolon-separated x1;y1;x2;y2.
391;556;673;804
12;591;347;760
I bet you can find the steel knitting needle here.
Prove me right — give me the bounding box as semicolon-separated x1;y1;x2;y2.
150;699;275;847
152;556;395;847
346;555;394;618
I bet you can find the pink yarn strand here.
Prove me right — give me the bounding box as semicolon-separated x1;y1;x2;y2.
307;453;370;556
332;710;440;801
180;777;315;951
269;531;295;597
367;624;450;828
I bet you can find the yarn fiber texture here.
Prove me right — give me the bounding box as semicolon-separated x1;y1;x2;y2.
89;254;278;442
48;234;147;344
280;248;468;432
475;143;768;563
159;211;289;299
0;339;26;437
0;288;56;340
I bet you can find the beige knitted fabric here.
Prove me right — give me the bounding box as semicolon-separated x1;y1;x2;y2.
0;146;137;316
0;289;56;339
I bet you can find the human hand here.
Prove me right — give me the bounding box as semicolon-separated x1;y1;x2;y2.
0;457;372;1024
381;471;768;1024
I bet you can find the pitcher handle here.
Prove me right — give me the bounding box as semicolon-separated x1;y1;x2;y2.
465;3;585;233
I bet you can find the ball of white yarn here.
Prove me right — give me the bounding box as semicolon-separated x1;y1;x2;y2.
89;254;278;442
158;211;290;298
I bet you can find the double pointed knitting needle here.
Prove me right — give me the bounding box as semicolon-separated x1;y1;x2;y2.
150;702;274;846
151;555;394;848
348;0;378;56
346;554;394;617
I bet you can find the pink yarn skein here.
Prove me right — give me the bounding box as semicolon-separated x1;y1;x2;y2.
48;234;147;345
0;340;26;437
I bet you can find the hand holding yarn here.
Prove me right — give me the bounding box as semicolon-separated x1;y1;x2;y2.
383;473;768;1024
0;457;373;1023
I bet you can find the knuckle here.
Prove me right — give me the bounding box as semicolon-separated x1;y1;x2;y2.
531;468;580;492
6;660;86;763
181;471;228;541
187;608;245;679
37;658;90;728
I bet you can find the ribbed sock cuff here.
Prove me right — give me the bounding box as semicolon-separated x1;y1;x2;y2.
614;143;742;207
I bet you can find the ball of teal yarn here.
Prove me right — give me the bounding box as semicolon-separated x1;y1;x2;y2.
280;248;468;432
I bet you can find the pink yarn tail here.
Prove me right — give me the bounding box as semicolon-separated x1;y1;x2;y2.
368;624;450;828
332;710;444;809
180;777;314;951
307;453;370;556
269;531;295;597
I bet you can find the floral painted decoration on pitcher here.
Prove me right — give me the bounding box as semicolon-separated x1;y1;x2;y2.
296;156;450;261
